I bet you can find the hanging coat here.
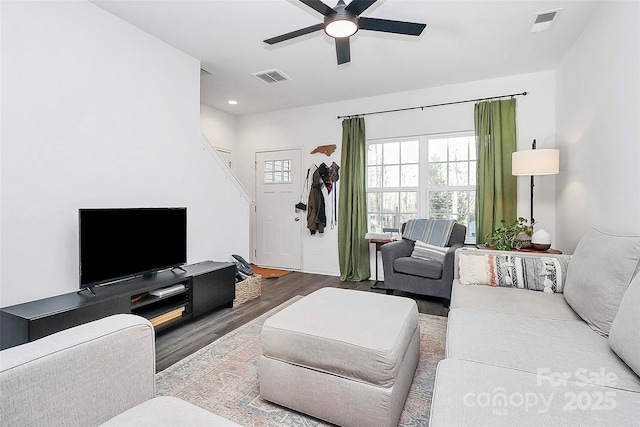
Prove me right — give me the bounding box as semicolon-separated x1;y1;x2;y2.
306;168;326;234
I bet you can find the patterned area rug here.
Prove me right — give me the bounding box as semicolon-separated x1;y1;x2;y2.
157;296;447;426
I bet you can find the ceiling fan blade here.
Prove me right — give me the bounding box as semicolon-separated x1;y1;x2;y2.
359;17;426;36
299;0;336;17
345;0;377;16
335;38;351;65
264;23;324;44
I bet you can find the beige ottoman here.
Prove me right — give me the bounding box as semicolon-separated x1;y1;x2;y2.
259;287;420;427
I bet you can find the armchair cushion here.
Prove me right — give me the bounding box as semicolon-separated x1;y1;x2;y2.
394;256;443;279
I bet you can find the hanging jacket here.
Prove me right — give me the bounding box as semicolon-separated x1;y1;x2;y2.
306;168;326;234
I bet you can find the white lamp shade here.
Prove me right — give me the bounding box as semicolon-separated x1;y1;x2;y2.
512;149;559;176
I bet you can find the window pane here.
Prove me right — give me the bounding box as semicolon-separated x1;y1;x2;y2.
401;140;419;163
449;162;469;186
449;138;469;161
400;164;419;187
469;137;477;160
368;213;381;232
368;166;382;188
451;191;471;215
383;165;399;187
380;214;397;230
429;139;448;162
469;161;477;186
383;142;400;164
264;172;272;183
367;192;381;212
400;191;418;213
368;144;382;166
429;191;453;214
428;163;447;186
382;192;399;214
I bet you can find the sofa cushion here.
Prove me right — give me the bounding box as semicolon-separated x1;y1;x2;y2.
0;314;156;427
609;272;640;377
563;229;640;336
450;281;581;320
446;308;640;393
100;396;241;426
394;256;442;279
430;359;640;427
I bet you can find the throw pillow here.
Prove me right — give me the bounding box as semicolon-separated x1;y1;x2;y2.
411;240;448;263
564;229;640;337
458;253;489;285
486;254;571;293
608;272;640;377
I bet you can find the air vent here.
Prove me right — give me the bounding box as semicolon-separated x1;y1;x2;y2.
252;69;291;84
531;8;562;32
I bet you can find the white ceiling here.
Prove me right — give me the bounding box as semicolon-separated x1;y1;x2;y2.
91;0;601;116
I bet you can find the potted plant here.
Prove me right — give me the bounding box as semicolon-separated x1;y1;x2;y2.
485;217;533;251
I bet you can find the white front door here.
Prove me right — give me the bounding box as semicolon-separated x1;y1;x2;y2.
255;149;302;270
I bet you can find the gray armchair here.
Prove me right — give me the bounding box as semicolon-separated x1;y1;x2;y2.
381;223;467;301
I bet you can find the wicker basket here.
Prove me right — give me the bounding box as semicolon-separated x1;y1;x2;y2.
233;274;262;307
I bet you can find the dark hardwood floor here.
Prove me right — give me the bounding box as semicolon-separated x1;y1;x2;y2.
155;272;449;372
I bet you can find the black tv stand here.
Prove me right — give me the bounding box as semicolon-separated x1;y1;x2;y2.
77;286;97;297
1;261;235;350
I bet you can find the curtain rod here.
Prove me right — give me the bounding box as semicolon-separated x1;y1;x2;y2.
336;91;527;119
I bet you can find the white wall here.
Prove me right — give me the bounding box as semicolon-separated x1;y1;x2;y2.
1;1;249;307
555;0;640;252
200;103;237;152
237;71;557;277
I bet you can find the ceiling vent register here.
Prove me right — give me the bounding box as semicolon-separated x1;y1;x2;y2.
252;69;291;84
531;9;562;32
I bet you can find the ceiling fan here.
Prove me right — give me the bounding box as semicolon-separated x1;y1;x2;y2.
264;0;426;65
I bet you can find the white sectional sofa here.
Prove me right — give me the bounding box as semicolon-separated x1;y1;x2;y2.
430;229;640;426
0;314;240;426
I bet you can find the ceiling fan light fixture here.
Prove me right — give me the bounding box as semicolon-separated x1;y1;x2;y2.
324;16;358;38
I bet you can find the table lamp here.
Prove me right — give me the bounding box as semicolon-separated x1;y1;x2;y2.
512;139;559;225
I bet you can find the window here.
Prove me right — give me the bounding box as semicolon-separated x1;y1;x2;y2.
427;136;477;242
366;133;477;243
367;140;419;232
263;159;291;183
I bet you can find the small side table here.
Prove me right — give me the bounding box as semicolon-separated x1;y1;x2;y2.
369;239;393;289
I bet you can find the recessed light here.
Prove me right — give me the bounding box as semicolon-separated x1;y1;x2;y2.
228;100;238;105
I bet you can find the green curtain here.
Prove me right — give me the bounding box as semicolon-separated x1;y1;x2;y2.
338;117;371;281
474;99;518;244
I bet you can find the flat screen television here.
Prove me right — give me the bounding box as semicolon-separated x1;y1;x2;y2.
79;208;187;288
